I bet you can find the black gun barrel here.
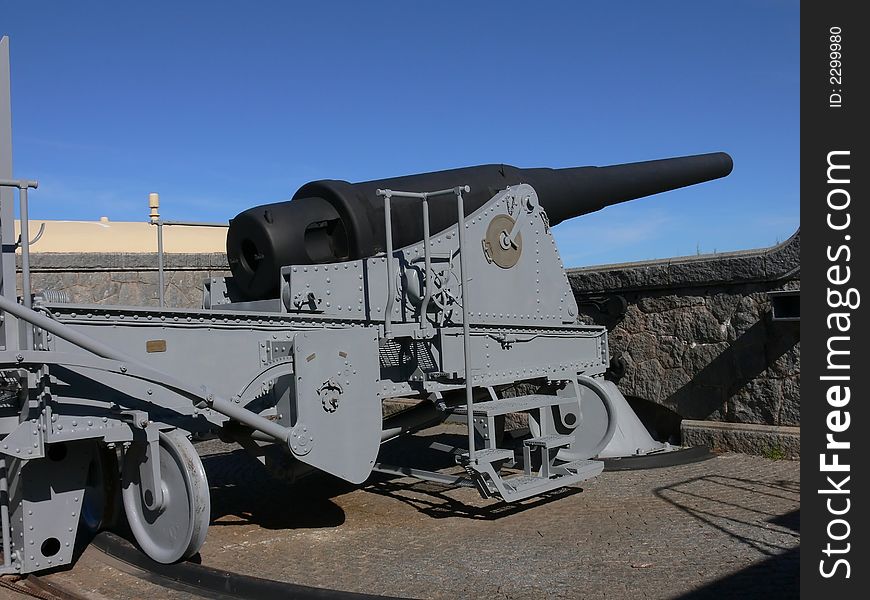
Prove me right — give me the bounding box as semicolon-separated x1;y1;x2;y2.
227;151;732;300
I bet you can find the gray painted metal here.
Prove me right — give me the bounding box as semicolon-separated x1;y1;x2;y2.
17;185;34;313
278;185;576;328
282;328;381;483
156;220;165;308
0;295;293;446
453;187;477;462
596;380;667;458
0;458;10;569
0;37;16;354
373;463;475;488
8;440;96;573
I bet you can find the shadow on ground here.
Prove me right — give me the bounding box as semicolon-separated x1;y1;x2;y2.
366;431;583;520
202;449;352;530
656;475;799;598
202;429;584;529
676;546;799;599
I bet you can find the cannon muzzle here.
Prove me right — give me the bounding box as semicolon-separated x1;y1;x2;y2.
227;152;732;299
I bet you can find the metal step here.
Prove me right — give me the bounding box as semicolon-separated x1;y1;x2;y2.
500;469;590;501
459;447;514;464
452;394;573;417
461;452;604;502
524;434;573;450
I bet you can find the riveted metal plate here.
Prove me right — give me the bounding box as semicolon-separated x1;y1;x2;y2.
261;340;294;366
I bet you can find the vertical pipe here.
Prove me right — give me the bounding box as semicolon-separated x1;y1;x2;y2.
419;194;432;327
156;221;165;308
18;187;31;310
0;458;10;568
18;186;33;352
454;186;475;460
382;192;394;338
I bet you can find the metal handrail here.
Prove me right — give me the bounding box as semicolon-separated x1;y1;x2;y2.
1;178;39;350
148;189;227;309
375;186;468;336
375;185;476;461
150;219;232;308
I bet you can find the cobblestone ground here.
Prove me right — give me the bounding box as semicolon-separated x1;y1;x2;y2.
4;424;798;600
196;424;799;599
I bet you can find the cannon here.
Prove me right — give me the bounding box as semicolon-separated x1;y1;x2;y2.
2;35;736;577
0;151;733;573
227;152;733;299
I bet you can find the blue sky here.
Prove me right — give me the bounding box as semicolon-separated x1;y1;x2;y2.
2;1;798;266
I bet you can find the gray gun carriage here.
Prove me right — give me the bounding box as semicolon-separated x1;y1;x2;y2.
0;142;732;573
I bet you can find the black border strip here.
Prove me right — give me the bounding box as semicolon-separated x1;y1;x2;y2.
801;0;868;595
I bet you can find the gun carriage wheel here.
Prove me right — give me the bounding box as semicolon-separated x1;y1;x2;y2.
121;430;210;563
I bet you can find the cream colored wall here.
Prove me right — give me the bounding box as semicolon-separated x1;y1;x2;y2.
14;218;227;253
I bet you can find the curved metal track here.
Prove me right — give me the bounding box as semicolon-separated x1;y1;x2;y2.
13;575;89;600
602;446;714;471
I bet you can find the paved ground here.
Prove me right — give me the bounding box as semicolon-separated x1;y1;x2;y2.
4;423;800;599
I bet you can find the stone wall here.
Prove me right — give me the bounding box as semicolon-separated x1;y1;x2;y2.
567;231;800;445
22;253;230;308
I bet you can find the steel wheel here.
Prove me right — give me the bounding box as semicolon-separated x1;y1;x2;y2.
121;430;210;563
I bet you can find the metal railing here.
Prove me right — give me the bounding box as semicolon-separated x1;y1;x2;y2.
0;178;38;329
374;185;477;461
148;192;228;308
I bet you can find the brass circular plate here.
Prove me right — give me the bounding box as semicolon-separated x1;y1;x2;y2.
484;214;522;269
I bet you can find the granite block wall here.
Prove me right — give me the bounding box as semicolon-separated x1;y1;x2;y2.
21;253;229;308
567;230;800;432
